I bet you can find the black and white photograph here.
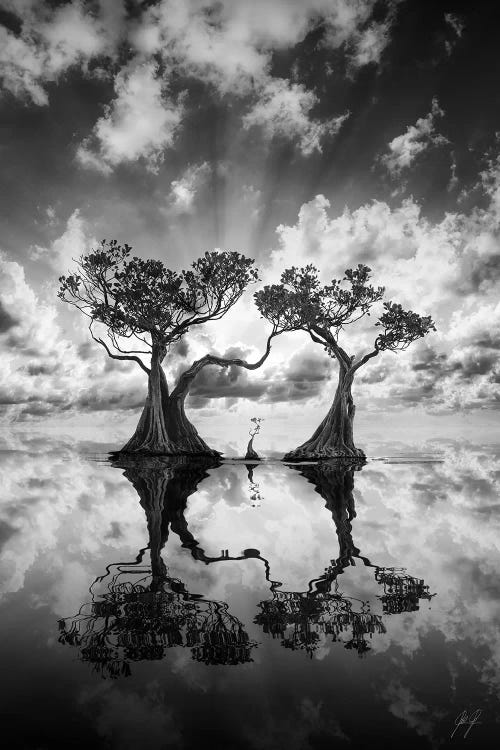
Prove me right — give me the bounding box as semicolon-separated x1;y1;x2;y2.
0;1;499;748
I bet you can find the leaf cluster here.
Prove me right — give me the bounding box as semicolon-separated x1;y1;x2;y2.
58;241;258;349
374;302;436;351
254;264;385;334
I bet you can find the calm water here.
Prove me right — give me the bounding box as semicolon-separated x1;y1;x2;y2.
1;436;499;749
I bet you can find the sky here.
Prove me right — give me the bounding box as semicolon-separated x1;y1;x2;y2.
0;0;499;452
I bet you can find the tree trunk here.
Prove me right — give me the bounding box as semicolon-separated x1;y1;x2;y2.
120;347;219;456
163;389;220;456
121;346;179;455
244;435;260;460
283;365;365;461
120;334;276;457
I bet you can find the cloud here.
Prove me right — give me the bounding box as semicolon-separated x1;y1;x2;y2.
0;0;123;105
0;252;147;422
30;209;95;272
184;344;333;408
2;1;401;167
77;61;185;174
0;253;61;357
0;300;18;334
261;152;500;413
444;12;465;55
243;78;349;155
347;17;394;70
134;0;391;91
379;97;448;177
166;162;210;214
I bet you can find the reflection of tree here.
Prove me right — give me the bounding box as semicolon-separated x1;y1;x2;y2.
58;457;255;677
254;461;435;658
246;464;263;507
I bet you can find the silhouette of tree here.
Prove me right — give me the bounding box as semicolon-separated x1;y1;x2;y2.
244;417;263;460
59;242;283;456
255;265;435;459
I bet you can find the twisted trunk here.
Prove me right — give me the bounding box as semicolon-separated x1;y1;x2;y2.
120;346;219;456
245;435;260;460
120;334;275;457
284;364;365;461
163;383;219;456
121;345;178;455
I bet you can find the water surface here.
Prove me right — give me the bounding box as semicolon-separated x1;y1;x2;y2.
0;436;499;748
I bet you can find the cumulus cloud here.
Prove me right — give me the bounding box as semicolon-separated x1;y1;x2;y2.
347;18;393;70
166;162;210;214
2;0;399;167
134;0;380;157
243;78;349;155
379;97;448;177
0;252;146;422
77;61;185;173
133;0;391;92
0;0;123;105
184;344;333;408
262;153;500;413
30;209;95;271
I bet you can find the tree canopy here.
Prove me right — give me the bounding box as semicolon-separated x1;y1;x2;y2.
59;240;259;362
255;263;436;460
255;263;435;366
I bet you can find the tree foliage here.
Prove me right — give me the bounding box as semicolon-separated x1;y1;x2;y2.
58;240;259;352
255;264;435;361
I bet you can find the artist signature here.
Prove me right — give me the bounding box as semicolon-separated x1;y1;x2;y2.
450;709;482;739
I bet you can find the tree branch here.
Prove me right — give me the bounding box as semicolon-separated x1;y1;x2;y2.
351;347;380;373
170;331;276;399
89;324;151;375
309;325;351;368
